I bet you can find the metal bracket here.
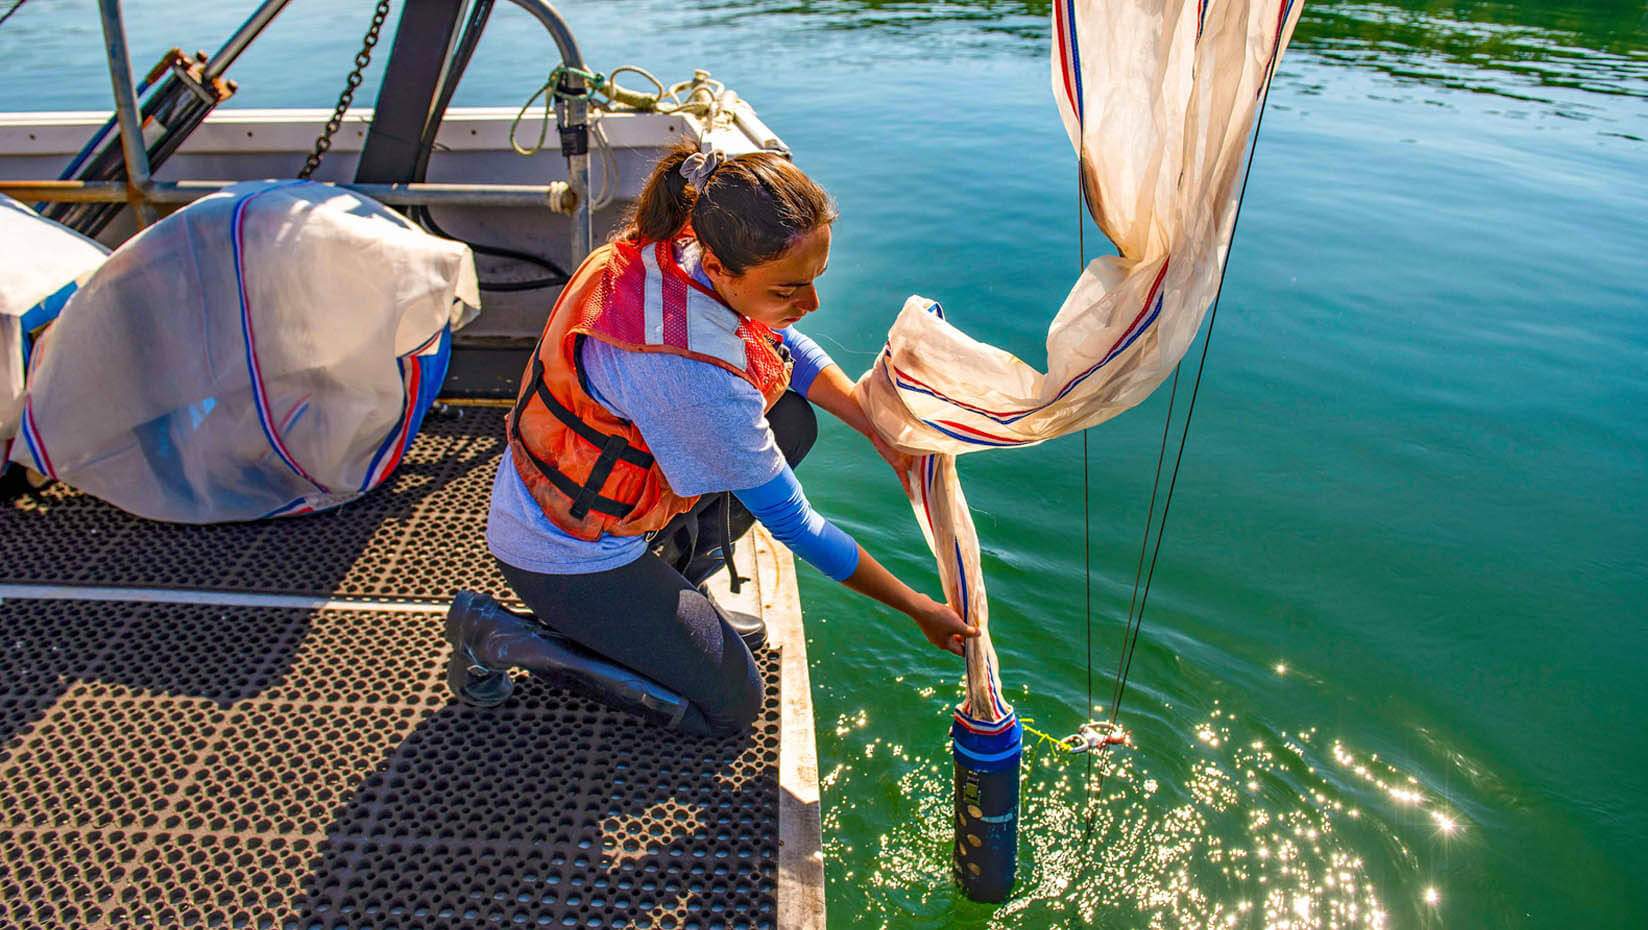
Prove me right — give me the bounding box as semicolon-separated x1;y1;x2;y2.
1061;721;1134;754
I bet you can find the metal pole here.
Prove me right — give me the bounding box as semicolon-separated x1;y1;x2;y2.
500;0;590;260
0;180;579;212
203;0;298;81
96;0;158;227
559;93;591;260
498;0;583;69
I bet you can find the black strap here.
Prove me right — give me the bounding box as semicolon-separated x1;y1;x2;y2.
509;418;636;519
530;354;653;468
671;513;701;576
355;0;467;185
722;491;747;594
509;350;652;520
571;433;631;520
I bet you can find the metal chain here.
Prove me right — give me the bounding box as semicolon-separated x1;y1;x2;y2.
298;0;391;180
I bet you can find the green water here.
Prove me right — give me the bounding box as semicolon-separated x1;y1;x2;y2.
4;0;1645;925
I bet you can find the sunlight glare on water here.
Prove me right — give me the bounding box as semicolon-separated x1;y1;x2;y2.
822;678;1481;929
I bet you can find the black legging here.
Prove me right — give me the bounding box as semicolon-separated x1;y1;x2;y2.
496;390;817;736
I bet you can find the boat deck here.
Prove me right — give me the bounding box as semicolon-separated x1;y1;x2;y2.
0;405;824;929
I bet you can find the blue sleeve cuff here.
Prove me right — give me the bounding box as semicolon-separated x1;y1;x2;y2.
781;327;836;399
734;465;860;582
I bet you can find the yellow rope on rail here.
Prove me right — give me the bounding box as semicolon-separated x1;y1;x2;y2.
436;397;513;407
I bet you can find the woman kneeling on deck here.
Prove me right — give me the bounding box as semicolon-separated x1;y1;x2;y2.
446;142;976;737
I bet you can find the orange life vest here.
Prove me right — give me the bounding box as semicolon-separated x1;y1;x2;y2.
507;236;793;542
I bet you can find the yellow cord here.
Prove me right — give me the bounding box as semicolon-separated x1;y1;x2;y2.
1019;719;1074;755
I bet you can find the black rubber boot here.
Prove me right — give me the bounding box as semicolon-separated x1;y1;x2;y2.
693;578;767;652
0;465;29;504
443;590;691;728
443;590;517;708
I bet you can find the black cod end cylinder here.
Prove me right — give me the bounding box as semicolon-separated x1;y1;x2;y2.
951;710;1022;902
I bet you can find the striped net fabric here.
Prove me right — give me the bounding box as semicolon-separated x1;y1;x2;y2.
1;195;108;467
856;0;1304;721
9;181;479;523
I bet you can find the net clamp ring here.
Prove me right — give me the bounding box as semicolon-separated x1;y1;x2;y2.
1062;721;1133;754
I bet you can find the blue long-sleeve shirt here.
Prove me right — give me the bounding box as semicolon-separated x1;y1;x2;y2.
782;326;833;398
734;464;859;580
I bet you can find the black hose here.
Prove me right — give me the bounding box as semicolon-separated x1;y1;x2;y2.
414;207;570;291
411;0;570;291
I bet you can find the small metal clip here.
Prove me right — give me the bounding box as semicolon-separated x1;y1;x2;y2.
1060;721;1133;754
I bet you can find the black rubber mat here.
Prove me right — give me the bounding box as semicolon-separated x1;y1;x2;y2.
0;597;782;929
0;406;513;603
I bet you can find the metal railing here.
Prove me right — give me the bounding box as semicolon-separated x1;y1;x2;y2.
95;0;156;226
0;179;577;211
0;0;591;256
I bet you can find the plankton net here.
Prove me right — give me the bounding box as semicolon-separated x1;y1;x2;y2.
853;0;1305;900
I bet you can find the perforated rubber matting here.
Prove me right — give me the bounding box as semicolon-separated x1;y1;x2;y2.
0;598;783;928
0;405;790;928
0;405;513;603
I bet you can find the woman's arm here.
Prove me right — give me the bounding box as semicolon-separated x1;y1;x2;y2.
781;329;869;435
588;338;968;652
840;547;976;656
735;466;976;656
804;362;873;436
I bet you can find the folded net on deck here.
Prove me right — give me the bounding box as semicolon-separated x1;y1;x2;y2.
10;181;479;523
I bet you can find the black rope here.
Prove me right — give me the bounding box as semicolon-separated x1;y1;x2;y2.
1082;360;1093;808
0;0;28;30
1077;115;1095;828
408;0;571;291
1111;366;1180;718
1090;32;1288;808
415;209;571;291
412;0;493;184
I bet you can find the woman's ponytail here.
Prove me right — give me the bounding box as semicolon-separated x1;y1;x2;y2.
622;141;838;273
625;142;700;243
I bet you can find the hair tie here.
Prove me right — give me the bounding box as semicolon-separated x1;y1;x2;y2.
679;148;726;190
